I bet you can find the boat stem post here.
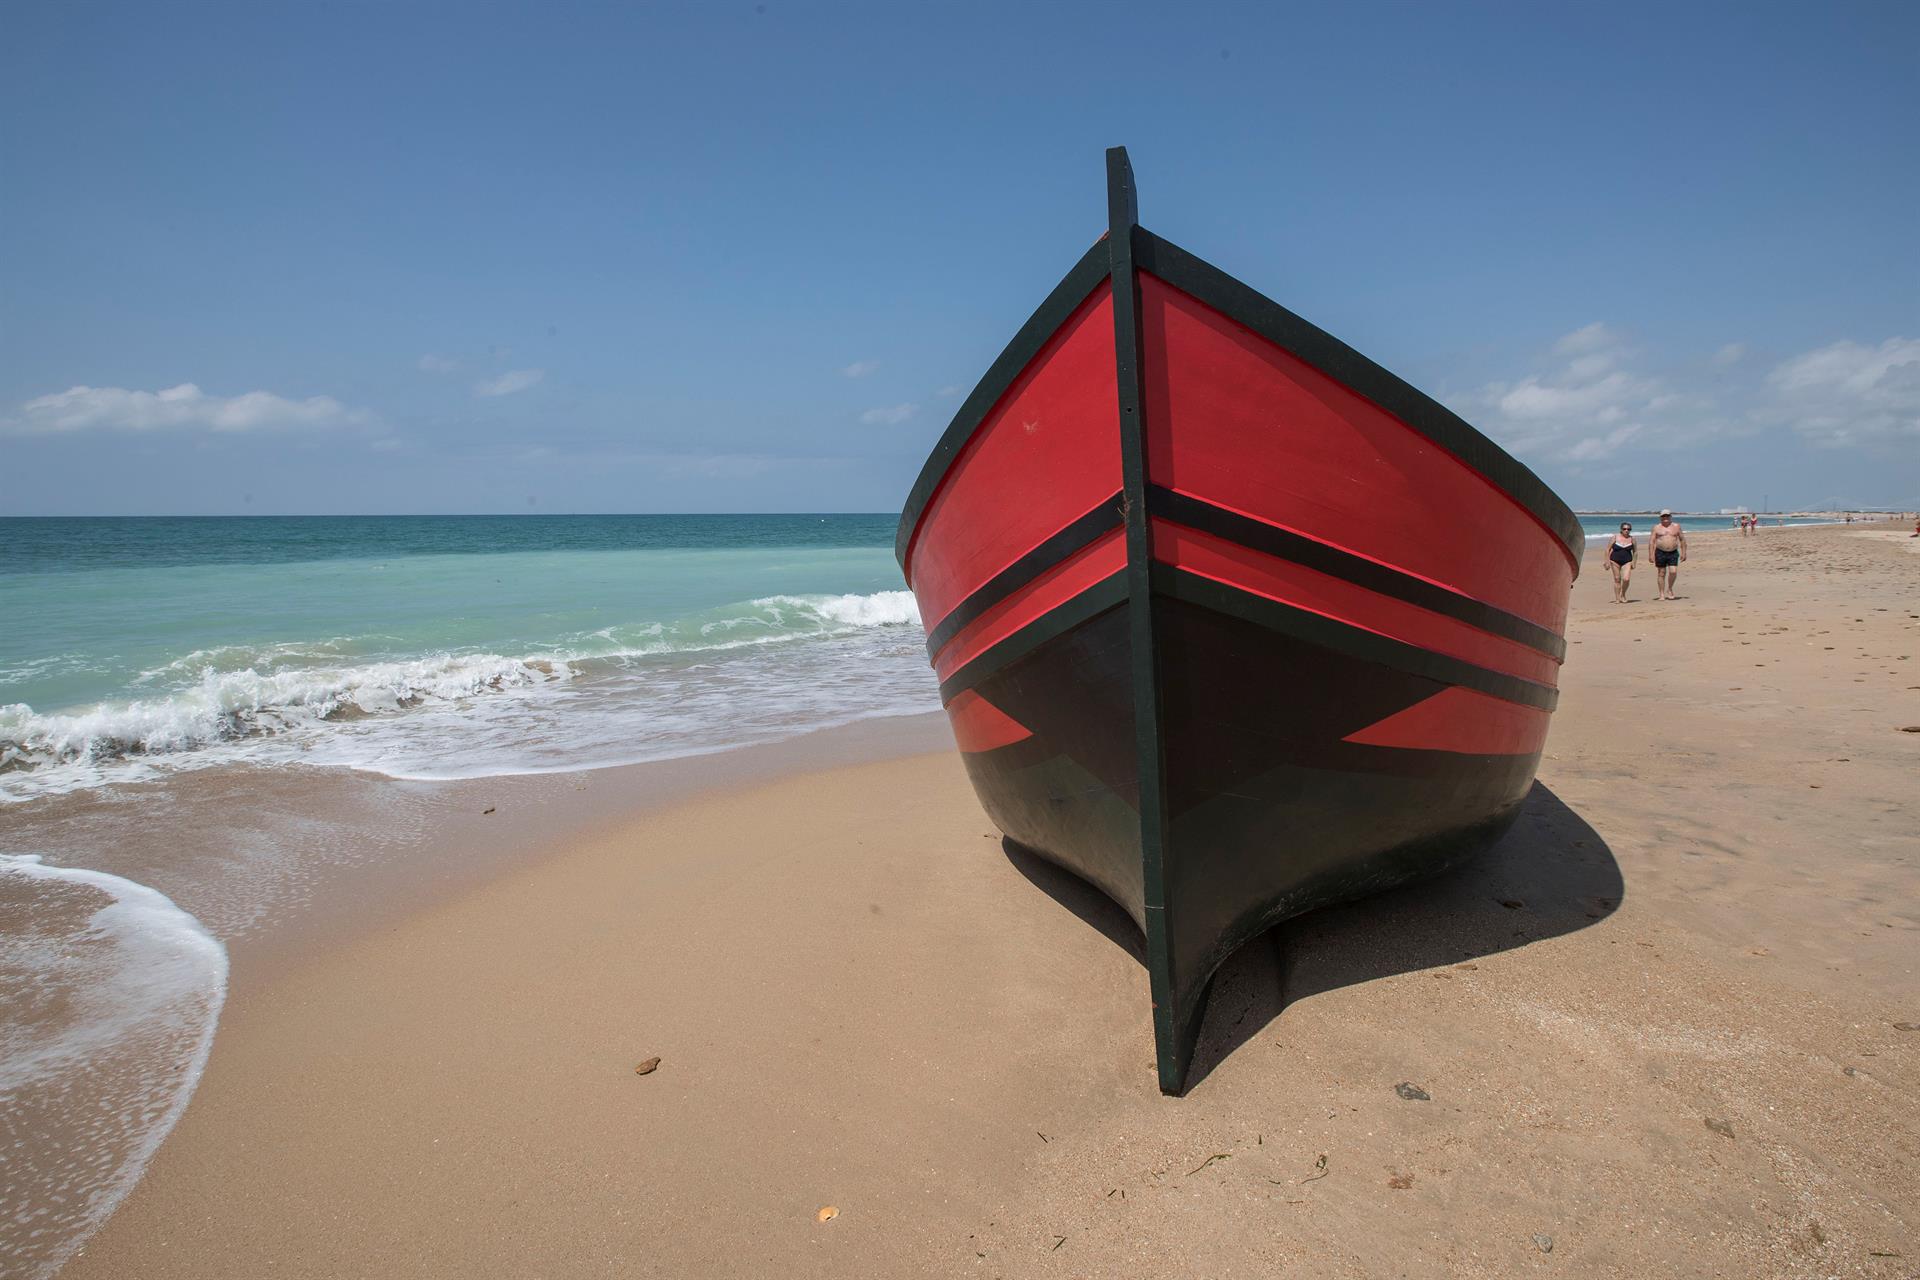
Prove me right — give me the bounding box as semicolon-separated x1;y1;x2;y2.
1106;146;1187;1095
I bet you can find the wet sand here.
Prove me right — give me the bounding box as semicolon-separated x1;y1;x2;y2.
54;522;1920;1278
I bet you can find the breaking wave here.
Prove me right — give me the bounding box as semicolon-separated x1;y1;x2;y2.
0;653;559;774
0;591;925;795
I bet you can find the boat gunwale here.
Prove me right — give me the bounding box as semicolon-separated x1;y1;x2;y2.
894;218;1586;578
1131;229;1585;571
893;240;1111;572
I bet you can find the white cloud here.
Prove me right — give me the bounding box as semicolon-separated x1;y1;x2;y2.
1450;324;1690;467
370;436;405;453
1495;370;1652;423
1564;424;1644;462
1552;322;1621;356
859;402;917;426
5;383;366;436
474;369;545;397
1563;352;1618;381
842;360;881;379
1453;324;1920;472
1762;337;1920;448
417;354;459;374
935;384;962;398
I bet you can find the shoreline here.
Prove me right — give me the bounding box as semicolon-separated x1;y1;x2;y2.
20;521;1920;1277
2;709;954;992
1578;514;1906;542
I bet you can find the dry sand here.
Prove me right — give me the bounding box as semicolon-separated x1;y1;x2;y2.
59;523;1919;1278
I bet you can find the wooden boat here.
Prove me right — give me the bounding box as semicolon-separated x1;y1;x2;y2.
895;148;1581;1094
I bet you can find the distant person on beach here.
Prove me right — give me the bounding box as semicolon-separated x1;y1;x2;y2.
1603;521;1637;602
1650;509;1687;600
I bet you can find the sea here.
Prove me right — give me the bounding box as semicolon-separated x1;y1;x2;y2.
1575;512;1839;543
1;514;937;804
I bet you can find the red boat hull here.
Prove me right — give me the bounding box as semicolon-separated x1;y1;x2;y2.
898;150;1580;1093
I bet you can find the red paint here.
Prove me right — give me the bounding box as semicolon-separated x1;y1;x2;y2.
1343;685;1551;756
944;688;1035;752
1154;520;1561;689
905;285;1121;628
932;529;1128;682
1138;273;1572;635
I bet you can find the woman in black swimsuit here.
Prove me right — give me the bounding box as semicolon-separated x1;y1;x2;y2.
1604;521;1637;603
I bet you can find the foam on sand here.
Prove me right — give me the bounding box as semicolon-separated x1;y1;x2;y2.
0;856;228;1279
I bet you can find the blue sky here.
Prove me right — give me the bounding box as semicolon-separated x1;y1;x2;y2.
3;1;1914;515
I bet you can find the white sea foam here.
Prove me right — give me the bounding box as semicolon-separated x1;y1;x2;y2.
0;855;228;1278
0;590;929;800
1;652;558;770
756;590;921;628
305;596;936;782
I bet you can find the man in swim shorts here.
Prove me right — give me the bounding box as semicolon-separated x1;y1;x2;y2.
1649;509;1687;600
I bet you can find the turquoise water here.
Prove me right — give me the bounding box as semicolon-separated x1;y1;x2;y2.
0;515;935;798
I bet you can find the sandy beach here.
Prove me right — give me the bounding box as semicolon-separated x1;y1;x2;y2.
42;521;1920;1278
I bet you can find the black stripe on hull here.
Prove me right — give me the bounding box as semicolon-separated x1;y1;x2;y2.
1148;487;1568;662
936;574;1127;705
1132;229;1586;567
895;242;1111;570
1158;569;1559;712
937;564;1558;718
923;492;1123;660
924;484;1565;682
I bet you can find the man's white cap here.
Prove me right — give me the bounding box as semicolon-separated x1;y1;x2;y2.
1660;508;1673;516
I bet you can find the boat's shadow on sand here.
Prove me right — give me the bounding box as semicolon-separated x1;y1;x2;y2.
1003;782;1623;1092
